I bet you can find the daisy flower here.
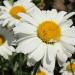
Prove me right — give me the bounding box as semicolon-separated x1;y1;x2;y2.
13;8;75;72
60;59;75;75
0;25;15;59
0;0;35;27
36;66;53;75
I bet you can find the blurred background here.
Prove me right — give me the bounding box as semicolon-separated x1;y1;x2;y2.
0;0;75;75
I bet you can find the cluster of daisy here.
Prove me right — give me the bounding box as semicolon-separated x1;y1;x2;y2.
0;0;75;75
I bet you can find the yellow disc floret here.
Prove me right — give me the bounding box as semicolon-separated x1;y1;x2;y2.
9;6;26;19
36;71;46;75
37;21;61;44
66;63;75;72
0;35;5;46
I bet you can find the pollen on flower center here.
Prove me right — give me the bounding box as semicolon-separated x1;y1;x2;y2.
9;6;26;19
66;63;75;72
0;35;5;46
36;71;46;75
37;21;61;44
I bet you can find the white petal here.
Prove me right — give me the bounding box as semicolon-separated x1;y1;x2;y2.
14;0;34;9
40;66;54;75
41;10;47;21
61;41;75;54
3;0;12;8
42;52;55;72
0;49;8;59
17;0;32;2
2;19;9;26
60;19;73;30
18;13;37;25
47;43;60;60
27;58;36;66
48;9;58;22
0;14;8;19
13;22;36;34
28;6;44;24
56;11;67;23
63;12;75;21
1;42;14;55
61;36;75;45
61;26;75;37
28;43;46;61
8;22;14;27
16;37;41;54
57;49;68;66
0;6;7;10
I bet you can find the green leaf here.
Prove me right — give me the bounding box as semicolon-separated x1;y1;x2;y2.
8;0;14;4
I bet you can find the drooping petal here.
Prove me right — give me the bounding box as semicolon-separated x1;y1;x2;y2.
28;43;46;61
13;22;36;35
16;37;41;54
18;13;37;25
57;49;69;66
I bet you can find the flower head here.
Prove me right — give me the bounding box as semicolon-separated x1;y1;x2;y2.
0;0;35;27
13;8;75;72
60;59;75;75
0;25;15;59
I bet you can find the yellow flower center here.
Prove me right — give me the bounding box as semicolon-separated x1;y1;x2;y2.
37;21;61;44
66;63;75;72
0;35;5;46
9;6;26;19
36;71;46;75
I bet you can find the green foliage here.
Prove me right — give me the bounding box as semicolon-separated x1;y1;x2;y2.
32;0;41;5
0;53;33;75
8;0;14;4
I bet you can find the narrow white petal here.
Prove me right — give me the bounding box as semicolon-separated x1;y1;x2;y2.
63;12;75;21
0;6;7;10
56;11;67;23
28;43;46;61
27;58;36;66
47;43;60;60
28;6;44;24
61;41;75;54
0;14;8;19
18;0;32;2
0;49;8;59
61;26;75;37
60;19;73;30
8;22;14;27
3;0;12;8
48;9;58;22
40;66;54;75
13;22;36;34
61;36;75;45
2;19;9;26
57;49;68;66
16;37;41;54
41;10;47;21
18;13;37;25
42;52;55;72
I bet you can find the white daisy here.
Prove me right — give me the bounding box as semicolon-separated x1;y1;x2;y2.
0;25;15;59
60;59;75;75
0;0;35;27
36;66;53;75
13;8;75;72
